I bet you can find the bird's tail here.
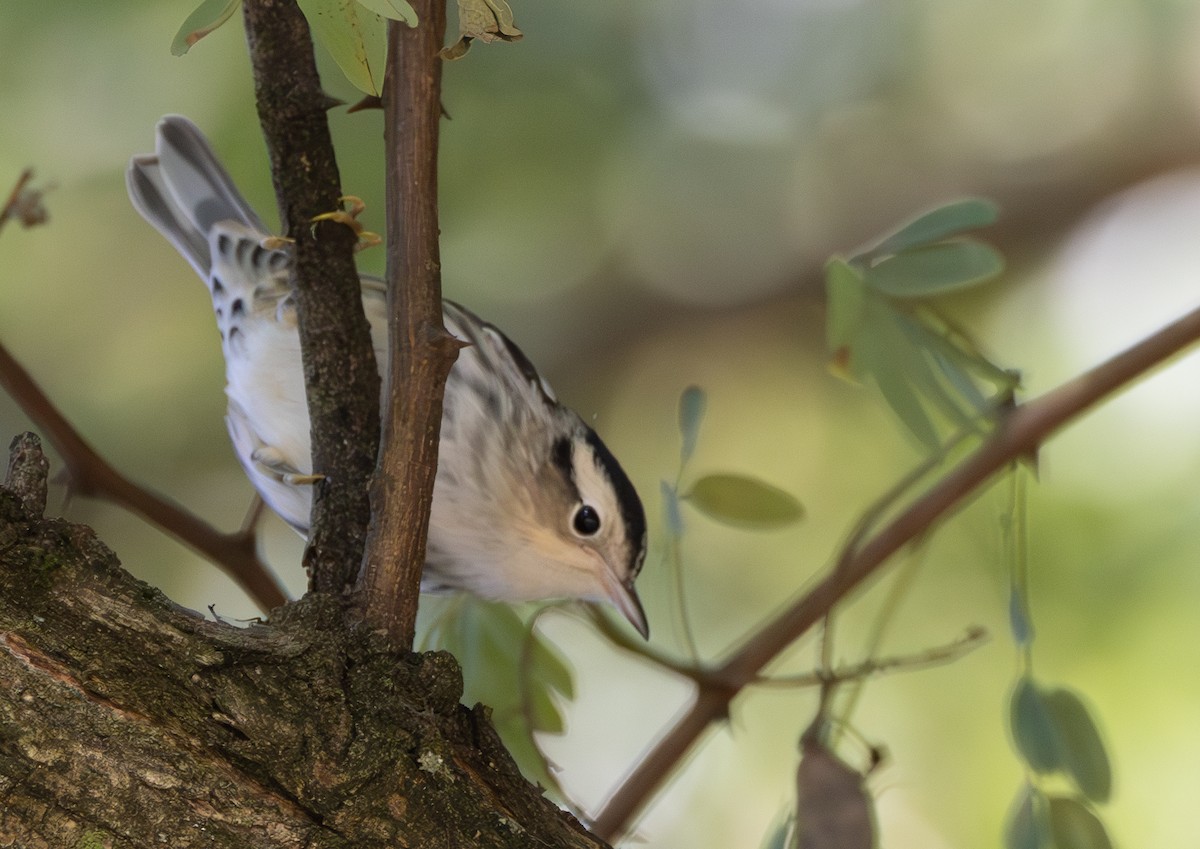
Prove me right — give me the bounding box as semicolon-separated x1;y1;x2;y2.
126;115;269;280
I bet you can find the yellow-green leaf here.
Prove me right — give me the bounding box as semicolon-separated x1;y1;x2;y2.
354;0;417;25
297;0;387;95
1045;688;1112;803
825;257;867;353
684;473;803;530
1004;784;1049;849
171;0;241;56
1048;797;1113;849
1010;676;1061;774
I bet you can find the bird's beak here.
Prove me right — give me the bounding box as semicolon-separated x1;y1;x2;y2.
605;575;649;640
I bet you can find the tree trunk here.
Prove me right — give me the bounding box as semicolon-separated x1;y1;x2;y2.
0;434;607;848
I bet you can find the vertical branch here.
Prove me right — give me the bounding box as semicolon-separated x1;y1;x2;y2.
241;0;381;595
358;10;458;649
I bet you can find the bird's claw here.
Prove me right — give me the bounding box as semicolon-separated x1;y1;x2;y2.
311;195;381;252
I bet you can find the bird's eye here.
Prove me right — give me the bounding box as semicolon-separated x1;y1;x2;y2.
573;505;601;536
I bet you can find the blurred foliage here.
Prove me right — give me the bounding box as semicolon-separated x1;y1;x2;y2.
5;0;1200;847
827;199;1015;448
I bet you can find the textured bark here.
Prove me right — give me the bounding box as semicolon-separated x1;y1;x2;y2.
242;0;382;595
0;436;608;849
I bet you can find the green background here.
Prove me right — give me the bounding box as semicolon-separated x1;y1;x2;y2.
4;0;1200;845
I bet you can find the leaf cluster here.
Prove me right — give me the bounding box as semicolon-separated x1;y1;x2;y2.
826;199;1017;449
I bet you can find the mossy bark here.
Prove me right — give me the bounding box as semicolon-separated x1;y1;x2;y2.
0;436;608;849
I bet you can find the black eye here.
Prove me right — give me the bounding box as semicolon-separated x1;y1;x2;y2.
573;505;601;536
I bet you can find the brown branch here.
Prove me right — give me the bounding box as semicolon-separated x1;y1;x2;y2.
241;0;381;595
592;300;1200;840
0;340;286;611
358;12;459;649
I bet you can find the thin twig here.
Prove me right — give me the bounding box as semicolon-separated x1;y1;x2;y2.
592;300;1200;840
0;339;286;611
753;626;988;690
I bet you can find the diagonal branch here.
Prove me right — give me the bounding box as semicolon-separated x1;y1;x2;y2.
593;300;1200;840
0;339;286;611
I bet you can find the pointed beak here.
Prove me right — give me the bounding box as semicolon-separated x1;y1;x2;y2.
605;576;649;640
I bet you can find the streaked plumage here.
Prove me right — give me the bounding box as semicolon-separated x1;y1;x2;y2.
127;116;648;636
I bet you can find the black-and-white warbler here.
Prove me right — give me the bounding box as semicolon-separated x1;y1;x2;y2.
127;116;649;637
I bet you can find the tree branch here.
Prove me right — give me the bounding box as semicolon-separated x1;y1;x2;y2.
0;339;286;611
358;12;460;649
241;0;381;595
0;449;610;847
593;300;1200;839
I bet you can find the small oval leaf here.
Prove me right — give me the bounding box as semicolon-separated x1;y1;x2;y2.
1010;676;1061;773
678;385;707;464
684;474;803;529
825;257;867;352
863;198;999;259
1045;688;1112;803
1048;797;1114;849
865;240;1004;298
171;0;241;56
1004;784;1049;849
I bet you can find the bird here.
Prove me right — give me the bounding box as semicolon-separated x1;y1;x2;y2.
126;115;649;638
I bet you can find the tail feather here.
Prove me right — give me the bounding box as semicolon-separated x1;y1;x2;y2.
126;115;268;279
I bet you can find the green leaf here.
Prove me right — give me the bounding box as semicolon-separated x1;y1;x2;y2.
856;302;941;449
897;314;990;414
884;312;976;431
824;257;867;355
296;0;387;95
862;198;999;259
684;473;803;529
1005;784;1049;849
529;629;574;701
1048;797;1114;849
171;0;241;56
864;240;1004;298
1010;676;1061;774
1045;689;1112;803
678;385;707;465
354;0;417;24
422;598;575;792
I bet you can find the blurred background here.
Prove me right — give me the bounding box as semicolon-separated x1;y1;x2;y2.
4;0;1200;845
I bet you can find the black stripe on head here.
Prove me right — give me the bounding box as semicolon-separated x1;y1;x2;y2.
582;427;647;577
551;437;576;491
